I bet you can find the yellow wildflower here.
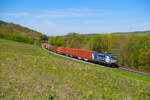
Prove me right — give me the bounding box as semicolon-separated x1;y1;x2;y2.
106;93;110;96
34;58;37;62
88;90;93;95
18;64;22;67
36;56;39;58
51;65;57;70
139;90;144;94
7;58;11;61
84;73;88;77
2;71;6;74
46;93;48;96
82;78;86;81
48;62;51;64
104;88;107;92
1;63;6;66
66;80;70;83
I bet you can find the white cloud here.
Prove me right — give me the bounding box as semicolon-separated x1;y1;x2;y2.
132;23;150;30
35;8;94;18
0;12;29;17
0;8;116;20
0;8;97;19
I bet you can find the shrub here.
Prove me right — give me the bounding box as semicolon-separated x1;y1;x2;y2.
0;29;33;44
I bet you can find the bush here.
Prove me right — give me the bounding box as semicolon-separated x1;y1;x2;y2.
0;29;33;44
49;36;65;47
65;33;86;48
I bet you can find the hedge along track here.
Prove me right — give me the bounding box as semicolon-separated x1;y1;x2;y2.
43;48;150;76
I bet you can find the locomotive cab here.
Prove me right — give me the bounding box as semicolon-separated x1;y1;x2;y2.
105;54;118;67
97;53;105;64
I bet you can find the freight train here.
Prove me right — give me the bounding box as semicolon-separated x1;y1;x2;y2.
42;42;118;68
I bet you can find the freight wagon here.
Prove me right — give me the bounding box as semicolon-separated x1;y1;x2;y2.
49;46;57;52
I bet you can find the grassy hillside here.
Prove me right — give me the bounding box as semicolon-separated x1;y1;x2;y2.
0;20;48;45
0;39;150;100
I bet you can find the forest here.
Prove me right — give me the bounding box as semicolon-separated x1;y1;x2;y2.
49;33;150;72
0;20;48;45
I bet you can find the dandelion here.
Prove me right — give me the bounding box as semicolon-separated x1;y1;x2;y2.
88;90;93;96
66;80;70;83
104;88;107;92
7;58;11;61
18;64;22;67
139;90;144;94
51;65;57;70
82;78;86;81
48;62;51;65
1;63;6;66
84;73;88;77
34;58;37;62
106;93;110;96
36;56;39;58
46;93;48;96
2;71;6;74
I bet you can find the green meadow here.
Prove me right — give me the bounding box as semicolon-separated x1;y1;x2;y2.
0;39;150;100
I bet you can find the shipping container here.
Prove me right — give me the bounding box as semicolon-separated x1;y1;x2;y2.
57;47;95;60
57;47;66;54
68;48;94;60
50;46;57;51
76;49;94;60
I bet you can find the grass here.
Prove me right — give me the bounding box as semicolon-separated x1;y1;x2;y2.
0;39;150;100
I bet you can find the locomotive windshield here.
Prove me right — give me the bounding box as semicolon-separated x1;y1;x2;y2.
110;55;118;60
98;54;104;58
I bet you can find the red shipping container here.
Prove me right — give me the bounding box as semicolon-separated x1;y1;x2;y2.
57;47;66;54
68;48;94;60
50;46;57;51
57;47;95;60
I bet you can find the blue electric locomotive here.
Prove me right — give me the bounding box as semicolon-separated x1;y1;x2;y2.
92;52;118;67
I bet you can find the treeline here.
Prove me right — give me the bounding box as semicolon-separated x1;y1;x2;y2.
49;33;89;48
0;29;34;44
0;20;48;45
49;33;150;72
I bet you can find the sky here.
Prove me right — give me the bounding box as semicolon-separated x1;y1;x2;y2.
0;0;150;36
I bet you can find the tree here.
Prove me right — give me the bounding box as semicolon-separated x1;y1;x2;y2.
65;33;86;49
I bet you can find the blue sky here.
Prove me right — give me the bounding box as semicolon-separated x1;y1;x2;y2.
0;0;150;36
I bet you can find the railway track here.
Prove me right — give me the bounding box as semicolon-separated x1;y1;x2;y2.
43;48;150;76
119;67;150;76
